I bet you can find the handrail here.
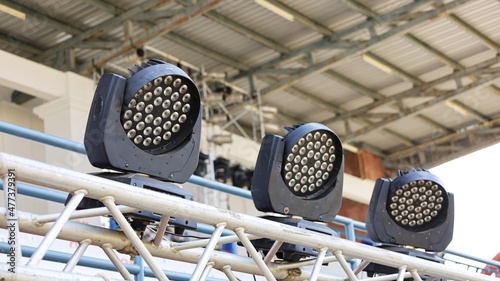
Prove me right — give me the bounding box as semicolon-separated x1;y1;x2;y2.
1;121;500;276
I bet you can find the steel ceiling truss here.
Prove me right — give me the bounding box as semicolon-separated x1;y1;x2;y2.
2;0;499;169
1;152;498;281
384;117;500;169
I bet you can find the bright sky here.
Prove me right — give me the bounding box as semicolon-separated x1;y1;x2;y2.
430;142;500;261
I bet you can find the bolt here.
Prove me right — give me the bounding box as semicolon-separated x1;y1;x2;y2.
284;207;289;214
125;163;129;168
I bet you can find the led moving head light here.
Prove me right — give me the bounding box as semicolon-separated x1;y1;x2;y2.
366;169;454;252
251;123;344;222
84;59;201;183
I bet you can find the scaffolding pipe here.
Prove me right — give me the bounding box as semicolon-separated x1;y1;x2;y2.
63;239;91;272
102;244;135;281
27;189;86;266
190;223;226;281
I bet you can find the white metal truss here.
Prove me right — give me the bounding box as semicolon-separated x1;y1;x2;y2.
0;152;498;281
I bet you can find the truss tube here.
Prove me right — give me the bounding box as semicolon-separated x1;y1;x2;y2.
154;215;170;247
396;266;407;281
190;223;226;281
200;262;215;281
335;250;359;281
354;260;371;275
27;189;86;266
63;239;91;272
309;248;328;281
36;205;139;224
222;265;239;281
235;227;277;281
102;244;135;281
264;240;283;264
410;269;423;281
0;153;497;281
102;197;169;281
172;234;259;251
278;257;339;270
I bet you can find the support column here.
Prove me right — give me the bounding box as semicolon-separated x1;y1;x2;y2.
33;72;96;173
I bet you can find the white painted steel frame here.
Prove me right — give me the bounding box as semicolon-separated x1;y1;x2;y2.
0;152;497;281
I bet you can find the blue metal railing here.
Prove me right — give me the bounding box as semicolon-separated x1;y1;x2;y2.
1;120;500;277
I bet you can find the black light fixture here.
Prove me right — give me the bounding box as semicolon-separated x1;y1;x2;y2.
366;169;454;252
231;164;253;189
213;157;232;183
251;123;344;223
84;59;202;183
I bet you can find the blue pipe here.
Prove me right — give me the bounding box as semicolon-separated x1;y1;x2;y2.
0;242;226;281
134;256;145;281
0;179;68;203
444;248;500;269
0;121;86;154
188;175;252;199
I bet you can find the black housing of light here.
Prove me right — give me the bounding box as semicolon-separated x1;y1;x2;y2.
366;169;454;252
84;59;201;183
231;164;253;189
251;123;344;222
364;246;445;280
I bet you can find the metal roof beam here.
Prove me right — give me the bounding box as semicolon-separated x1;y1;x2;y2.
73;40;121;49
0;32;42;55
380;128;417;147
255;0;468;98
447;14;500;52
486;84;500;97
228;0;439;82
163;32;249;70
200;8;387;105
341;0;377;18
322;54;500;124
343;70;500;142
74;0;224;74
0;0;82;36
260;0;334;36
85;0;120;15
34;0;166;62
363;52;424;85
204;10;291;54
323;70;385;100
414;114;453;134
404;34;464;70
155;30;347;116
385;117;500;169
447;99;492;122
132;10;185;20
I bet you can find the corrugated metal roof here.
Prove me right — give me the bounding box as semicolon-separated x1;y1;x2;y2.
0;0;499;169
